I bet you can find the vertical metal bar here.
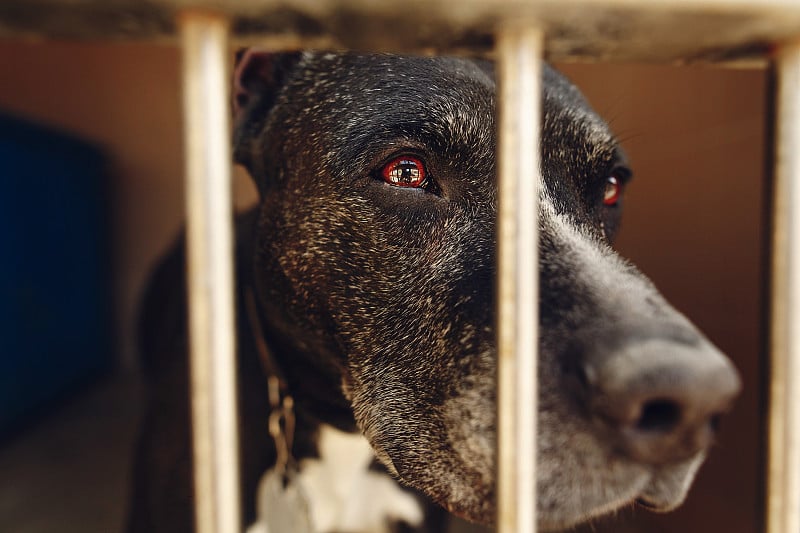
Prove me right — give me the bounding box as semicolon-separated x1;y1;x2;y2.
767;39;800;533
179;12;242;533
496;25;543;533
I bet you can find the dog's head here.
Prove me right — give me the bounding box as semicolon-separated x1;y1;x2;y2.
233;51;740;530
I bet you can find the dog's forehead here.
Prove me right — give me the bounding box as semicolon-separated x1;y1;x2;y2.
294;52;494;98
286;53;496;143
273;53;498;186
276;53;620;180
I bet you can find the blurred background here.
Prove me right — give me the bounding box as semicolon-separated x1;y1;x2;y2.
0;41;766;532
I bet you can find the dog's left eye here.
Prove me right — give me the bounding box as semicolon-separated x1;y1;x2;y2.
603;176;621;206
381;156;427;188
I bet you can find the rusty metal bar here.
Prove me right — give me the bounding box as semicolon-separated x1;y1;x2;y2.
496;24;543;533
180;12;242;533
767;39;800;533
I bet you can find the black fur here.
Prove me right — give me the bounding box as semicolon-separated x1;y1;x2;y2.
128;52;739;532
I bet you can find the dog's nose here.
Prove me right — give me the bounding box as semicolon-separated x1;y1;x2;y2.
586;338;741;465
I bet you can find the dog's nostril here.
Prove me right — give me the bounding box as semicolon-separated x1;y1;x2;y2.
635;399;682;433
576;365;591;390
709;412;723;434
635;497;660;510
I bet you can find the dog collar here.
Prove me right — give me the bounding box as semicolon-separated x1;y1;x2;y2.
245;288;297;476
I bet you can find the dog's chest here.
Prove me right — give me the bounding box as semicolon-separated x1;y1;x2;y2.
248;425;424;533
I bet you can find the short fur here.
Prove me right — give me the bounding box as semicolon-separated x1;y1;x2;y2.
128;52;739;533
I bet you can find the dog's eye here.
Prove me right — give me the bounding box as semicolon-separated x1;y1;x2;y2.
603;176;621;206
381;156;427;188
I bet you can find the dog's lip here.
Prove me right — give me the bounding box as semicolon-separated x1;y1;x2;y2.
630;454;705;514
634;496;669;511
631;488;683;514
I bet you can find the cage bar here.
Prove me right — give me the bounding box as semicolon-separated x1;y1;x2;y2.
496;25;543;533
767;39;800;533
180;12;242;533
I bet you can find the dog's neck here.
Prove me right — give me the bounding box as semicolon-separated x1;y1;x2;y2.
245;285;357;434
236;213;428;532
236;211;357;435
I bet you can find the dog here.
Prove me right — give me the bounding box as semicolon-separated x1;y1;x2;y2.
127;51;741;533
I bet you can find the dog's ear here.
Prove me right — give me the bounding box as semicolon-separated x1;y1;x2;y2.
232;49;302;179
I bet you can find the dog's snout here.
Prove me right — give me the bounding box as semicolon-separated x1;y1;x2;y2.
586;339;741;465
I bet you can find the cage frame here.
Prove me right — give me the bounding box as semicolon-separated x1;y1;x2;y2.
1;2;798;532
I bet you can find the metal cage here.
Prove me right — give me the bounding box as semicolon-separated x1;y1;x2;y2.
2;1;798;532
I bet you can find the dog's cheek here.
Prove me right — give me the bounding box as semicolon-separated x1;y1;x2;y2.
264;172;501;521
339;221;499;523
256;192;376;331
438;356;497;519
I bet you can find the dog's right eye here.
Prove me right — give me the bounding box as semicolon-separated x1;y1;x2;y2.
603;176;621;206
381;156;428;188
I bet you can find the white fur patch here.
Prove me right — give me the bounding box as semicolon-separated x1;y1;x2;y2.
247;425;424;533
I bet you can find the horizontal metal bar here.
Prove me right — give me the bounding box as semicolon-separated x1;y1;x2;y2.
767;38;800;533
497;24;542;533
2;0;800;63
180;11;242;533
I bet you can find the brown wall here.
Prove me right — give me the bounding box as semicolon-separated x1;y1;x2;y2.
0;42;766;532
0;41;256;367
